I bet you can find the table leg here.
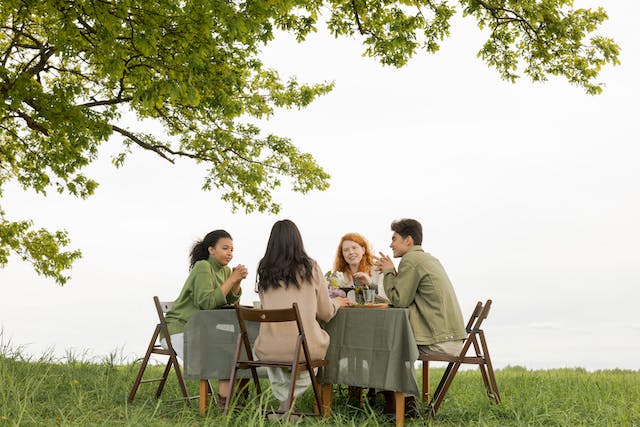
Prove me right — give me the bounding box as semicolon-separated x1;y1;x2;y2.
321;383;332;417
199;379;208;415
394;392;405;427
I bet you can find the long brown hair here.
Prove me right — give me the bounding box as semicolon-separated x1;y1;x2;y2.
257;220;314;291
332;233;374;275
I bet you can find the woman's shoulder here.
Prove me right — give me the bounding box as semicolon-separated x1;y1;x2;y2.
191;259;213;272
309;258;324;276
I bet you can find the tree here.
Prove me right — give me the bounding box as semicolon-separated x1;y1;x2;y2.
0;0;619;285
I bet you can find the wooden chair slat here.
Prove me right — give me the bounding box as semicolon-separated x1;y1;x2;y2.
223;302;328;420
128;296;209;407
420;299;501;416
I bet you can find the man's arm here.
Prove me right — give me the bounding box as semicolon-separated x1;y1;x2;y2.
383;257;421;307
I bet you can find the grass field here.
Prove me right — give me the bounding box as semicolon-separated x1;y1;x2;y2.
1;342;638;426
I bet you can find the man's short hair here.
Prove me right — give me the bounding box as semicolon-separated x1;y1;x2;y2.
391;219;423;245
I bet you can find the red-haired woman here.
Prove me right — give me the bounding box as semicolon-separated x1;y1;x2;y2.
328;232;387;407
329;232;386;300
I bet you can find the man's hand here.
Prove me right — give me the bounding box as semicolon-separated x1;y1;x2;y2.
373;252;395;272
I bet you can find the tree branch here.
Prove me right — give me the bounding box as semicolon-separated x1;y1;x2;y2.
473;0;538;39
350;0;384;41
81;97;133;108
111;125;175;163
16;111;49;136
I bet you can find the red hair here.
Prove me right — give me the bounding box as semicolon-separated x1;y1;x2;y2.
332;233;374;276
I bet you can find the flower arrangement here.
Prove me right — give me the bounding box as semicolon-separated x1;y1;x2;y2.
325;271;347;298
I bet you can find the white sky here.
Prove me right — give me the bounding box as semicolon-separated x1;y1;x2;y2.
1;1;638;370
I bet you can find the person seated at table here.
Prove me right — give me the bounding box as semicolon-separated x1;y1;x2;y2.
254;220;350;414
162;229;248;406
328;232;387;406
327;232;387;301
374;218;466;414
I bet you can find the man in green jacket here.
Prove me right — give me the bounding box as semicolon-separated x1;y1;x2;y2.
375;218;466;356
374;218;466;415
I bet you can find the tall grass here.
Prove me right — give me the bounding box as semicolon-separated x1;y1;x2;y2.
1;341;638;426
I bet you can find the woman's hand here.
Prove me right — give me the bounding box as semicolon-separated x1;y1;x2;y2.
352;272;372;286
220;264;247;297
333;296;352;308
230;264;248;284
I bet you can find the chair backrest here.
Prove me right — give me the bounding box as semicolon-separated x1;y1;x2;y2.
456;299;492;359
153;296;173;323
233;302;312;363
235;303;304;336
468;299;492;333
464;301;484;333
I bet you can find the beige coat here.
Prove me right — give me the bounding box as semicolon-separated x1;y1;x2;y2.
254;262;340;362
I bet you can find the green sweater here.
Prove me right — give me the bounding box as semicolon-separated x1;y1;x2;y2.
383;246;466;346
165;256;241;336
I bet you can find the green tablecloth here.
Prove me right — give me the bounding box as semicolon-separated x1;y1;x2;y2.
183;308;260;380
317;307;420;396
184;306;419;396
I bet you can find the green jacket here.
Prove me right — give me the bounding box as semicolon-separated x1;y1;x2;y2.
165;256;241;336
383;246;466;346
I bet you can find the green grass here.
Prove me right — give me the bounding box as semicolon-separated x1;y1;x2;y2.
1;342;638;426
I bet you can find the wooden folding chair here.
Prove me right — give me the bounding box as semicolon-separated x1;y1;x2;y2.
128;296;199;405
223;302;328;419
420;299;501;416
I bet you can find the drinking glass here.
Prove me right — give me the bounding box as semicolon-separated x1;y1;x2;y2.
363;289;376;305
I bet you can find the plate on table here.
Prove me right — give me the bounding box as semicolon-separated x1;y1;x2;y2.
348;303;390;309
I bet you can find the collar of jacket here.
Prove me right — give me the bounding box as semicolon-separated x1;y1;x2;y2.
207;255;224;270
405;245;424;255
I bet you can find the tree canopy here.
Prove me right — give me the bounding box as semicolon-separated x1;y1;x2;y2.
0;0;620;284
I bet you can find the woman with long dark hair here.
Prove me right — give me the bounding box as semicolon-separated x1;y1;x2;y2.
163;229;247;405
253;220;349;413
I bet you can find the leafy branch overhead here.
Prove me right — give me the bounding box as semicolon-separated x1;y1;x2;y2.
0;0;619;284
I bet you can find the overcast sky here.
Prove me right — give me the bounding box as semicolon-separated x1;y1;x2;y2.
1;1;638;371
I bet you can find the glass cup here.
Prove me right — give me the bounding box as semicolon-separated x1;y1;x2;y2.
363;289;376;305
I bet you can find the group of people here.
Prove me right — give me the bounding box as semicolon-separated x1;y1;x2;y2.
160;218;466;414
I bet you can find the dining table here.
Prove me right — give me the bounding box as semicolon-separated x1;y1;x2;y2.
183;305;419;427
317;306;419;427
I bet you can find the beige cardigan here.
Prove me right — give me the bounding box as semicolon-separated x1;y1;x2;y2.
254;261;340;362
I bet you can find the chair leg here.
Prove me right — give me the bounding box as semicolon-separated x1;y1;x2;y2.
128;354;152;402
307;366;324;416
171;355;191;404
422;360;430;403
282;338;303;413
430;361;454;406
248;367;261;396
128;326;161;402
486;363;501;404
479;332;501;403
155;359;173;398
224;333;244;415
283;364;299;413
470;335;493;401
432;362;461;415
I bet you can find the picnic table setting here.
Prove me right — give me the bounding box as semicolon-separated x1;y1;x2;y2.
128;224;500;427
180;288;421;426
